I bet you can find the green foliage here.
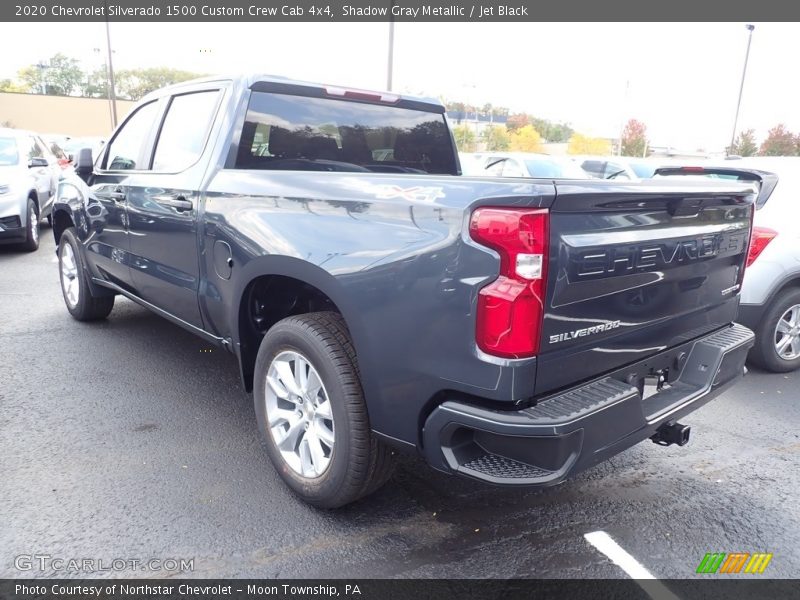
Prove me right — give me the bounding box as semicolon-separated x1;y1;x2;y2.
115;67;202;100
0;79;29;93
18;54;84;95
453;124;477;152
82;67;111;98
621;118;648;157
726;129;758;157
481;125;511;151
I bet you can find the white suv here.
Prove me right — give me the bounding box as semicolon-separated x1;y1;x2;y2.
656;159;800;372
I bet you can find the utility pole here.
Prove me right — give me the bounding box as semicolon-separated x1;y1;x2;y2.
386;0;395;90
104;6;118;129
729;24;755;155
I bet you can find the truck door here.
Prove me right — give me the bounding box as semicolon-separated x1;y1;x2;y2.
125;87;223;329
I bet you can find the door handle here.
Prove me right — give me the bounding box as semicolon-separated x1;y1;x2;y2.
108;187;126;202
153;194;193;212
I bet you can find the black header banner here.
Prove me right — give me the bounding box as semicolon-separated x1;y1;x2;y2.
2;579;800;600
1;0;797;22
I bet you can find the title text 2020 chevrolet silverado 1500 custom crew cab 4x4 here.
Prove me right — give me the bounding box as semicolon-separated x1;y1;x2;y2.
53;75;756;507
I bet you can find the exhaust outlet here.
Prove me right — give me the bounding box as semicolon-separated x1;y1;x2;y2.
651;422;691;447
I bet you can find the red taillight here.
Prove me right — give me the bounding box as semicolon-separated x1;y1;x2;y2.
469;208;549;358
747;226;778;267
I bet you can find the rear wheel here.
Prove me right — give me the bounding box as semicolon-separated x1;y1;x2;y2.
20;198;39;252
253;311;395;508
750;288;800;373
58;228;115;321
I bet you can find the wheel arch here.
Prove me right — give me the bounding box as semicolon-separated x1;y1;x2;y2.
232;256;369;394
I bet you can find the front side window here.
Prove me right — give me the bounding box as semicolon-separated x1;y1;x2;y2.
104;101;160;171
234;92;457;175
152;90;221;172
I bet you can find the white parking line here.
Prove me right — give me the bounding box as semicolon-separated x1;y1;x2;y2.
584;531;680;600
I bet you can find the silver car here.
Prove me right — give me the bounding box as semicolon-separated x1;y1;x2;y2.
0;128;60;251
655;159;800;372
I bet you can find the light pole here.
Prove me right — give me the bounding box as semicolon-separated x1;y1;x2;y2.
729;24;755;155
386;0;395;90
103;2;118;129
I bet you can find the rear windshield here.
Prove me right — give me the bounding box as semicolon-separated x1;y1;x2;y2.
235;92;457;175
0;137;19;166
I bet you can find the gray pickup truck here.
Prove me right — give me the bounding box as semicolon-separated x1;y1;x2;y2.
53;74;756;507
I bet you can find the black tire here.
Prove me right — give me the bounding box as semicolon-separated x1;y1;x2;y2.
253;311;395;508
58;227;115;321
45;213;53;227
749;287;800;373
20;198;39;252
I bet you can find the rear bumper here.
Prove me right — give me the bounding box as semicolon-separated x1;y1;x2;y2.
422;323;754;486
736;303;765;333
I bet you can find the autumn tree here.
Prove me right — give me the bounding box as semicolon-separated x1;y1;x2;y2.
759;124;797;156
621;119;648;157
452;124;477;152
510;125;544;152
727;129;758;157
481;125;511;151
506;113;530;132
567;133;612;156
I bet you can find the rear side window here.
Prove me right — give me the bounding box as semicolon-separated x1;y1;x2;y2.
104;101;159;171
152;90;221;172
0;137;18;166
235;92;457;175
27;137;44;159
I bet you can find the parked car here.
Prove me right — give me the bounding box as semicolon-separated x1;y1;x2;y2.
52;75;755;507
62;137;106;161
475;152;590;179
0;128;60;251
654;160;800;372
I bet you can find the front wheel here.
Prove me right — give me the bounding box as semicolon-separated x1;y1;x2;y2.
58;228;115;321
20;198;39;252
749;288;800;373
253;312;394;508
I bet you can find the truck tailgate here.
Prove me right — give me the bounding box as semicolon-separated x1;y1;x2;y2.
536;179;755;394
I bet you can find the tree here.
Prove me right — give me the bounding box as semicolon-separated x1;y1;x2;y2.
18;54;84;95
481;125;511;151
0;79;29;93
727;129;758;157
567;133;612;155
506;113;530;132
621;119;648;157
452;124;477;152
81;67;111;98
510;125;544;153
759;124;796;156
116;67;201;100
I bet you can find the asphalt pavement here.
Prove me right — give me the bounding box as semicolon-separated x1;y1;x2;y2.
2;231;799;580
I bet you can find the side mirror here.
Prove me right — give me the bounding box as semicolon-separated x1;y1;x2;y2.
75;147;94;182
28;157;49;168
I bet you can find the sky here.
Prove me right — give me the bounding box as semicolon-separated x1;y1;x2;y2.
1;21;798;151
